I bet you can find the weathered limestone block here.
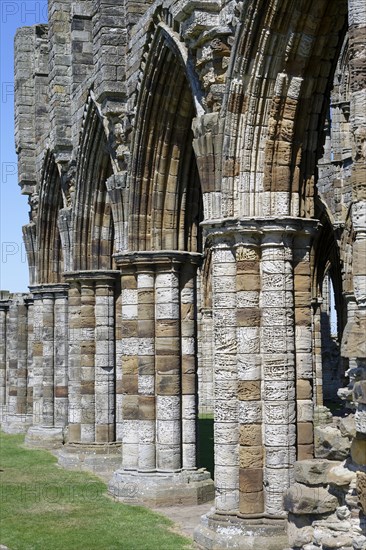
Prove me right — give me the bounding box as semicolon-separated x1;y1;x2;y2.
351;437;366;465
353;380;366;404
314;425;351;460
287;514;314;548
284;484;339;514
294;459;339;486
356;471;366;513
313;527;353;549
313;405;333;426
339;414;357;438
355;405;366;433
327;462;357;487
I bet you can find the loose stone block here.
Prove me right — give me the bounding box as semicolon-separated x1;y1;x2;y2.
294;459;338;485
351;437;366;465
284;484;339;514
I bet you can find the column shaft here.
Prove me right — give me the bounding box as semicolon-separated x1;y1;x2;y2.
120;268;139;469
236;242;263;515
155;266;181;471
54;294;68;427
294;236;315;460
212;245;239;513
25;299;34;415
80;281;96;443
32;297;44;425
95;281;115;442
68;282;82;442
181;263;198;470
137;268;156;471
42;294;54;425
0;305;8;408
261;238;296;516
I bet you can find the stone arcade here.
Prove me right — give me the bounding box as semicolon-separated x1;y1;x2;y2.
1;0;366;548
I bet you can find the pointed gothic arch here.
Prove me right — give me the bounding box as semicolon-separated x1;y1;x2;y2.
36;151;64;284
220;0;348;219
72;98;115;271
129;24;204;252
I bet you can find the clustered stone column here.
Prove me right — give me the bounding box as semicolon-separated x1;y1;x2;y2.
1;294;33;433
341;0;366;498
26;285;68;448
155;263;181;471
181;262;198;470
137;265;155;471
294;233;316;461
197;307;214;415
194;218;317;549
261;230;296;516
58;272;121;474
0;297;9;418
109;252;214;506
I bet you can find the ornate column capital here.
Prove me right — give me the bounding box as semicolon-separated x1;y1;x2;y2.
63;270;120;284
113;250;203;270
29;283;69;300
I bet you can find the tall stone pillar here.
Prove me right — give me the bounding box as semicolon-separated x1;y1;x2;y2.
294;233;316;461
194;218;317;550
181;262;198;470
95;279;116;443
197;307;214;415
26;284;69;448
58;271;121;475
137;266;155;471
0;295;10;423
2;294;33;433
109;252;214;506
54;292;68;427
67;280;81;442
341;0;366;492
119;265;139;470
155;264;181;471
80;279;96;443
25;297;34;421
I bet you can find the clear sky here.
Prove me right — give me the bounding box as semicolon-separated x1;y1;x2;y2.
0;1;48;292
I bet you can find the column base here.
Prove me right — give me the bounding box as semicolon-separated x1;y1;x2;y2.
56;442;122;480
108;468;214;507
1;413;33;434
25;426;65;449
194;512;288;550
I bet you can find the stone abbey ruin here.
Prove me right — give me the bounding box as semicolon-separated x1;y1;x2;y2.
1;0;366;548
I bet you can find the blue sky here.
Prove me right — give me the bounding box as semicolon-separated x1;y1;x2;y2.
0;1;48;292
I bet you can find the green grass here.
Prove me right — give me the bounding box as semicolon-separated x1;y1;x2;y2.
0;431;192;550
